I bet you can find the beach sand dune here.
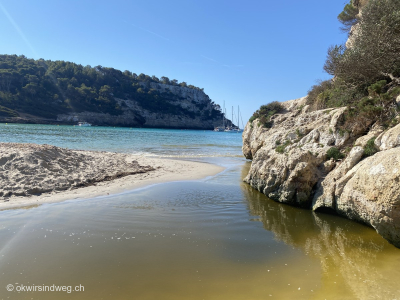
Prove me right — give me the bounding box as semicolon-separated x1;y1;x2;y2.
0;143;224;209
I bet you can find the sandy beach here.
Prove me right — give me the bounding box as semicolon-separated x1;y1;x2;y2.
0;143;224;210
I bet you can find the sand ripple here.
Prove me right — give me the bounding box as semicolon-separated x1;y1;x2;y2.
0;143;154;198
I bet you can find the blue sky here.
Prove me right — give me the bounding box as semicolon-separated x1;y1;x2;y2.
0;0;348;123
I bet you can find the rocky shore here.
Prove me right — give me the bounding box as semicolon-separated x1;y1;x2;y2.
0;143;223;209
242;97;400;247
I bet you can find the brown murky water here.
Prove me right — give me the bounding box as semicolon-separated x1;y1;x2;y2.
0;162;399;299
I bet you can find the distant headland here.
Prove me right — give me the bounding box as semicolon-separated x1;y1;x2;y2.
0;54;233;129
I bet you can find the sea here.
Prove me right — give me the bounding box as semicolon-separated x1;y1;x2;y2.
0;123;399;300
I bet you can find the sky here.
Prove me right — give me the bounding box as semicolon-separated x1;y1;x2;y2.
0;0;349;124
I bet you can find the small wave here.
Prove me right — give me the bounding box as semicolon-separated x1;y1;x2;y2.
162;144;242;149
126;151;161;157
149;153;244;158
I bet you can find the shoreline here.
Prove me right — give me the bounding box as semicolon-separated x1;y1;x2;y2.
0;144;225;210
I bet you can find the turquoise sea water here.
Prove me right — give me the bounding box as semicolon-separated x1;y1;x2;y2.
0;123;243;159
1;123;400;299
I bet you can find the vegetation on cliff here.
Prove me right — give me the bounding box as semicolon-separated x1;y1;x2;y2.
307;0;400;133
248;101;284;128
337;0;359;32
0;55;223;120
248;0;400;133
243;0;400;248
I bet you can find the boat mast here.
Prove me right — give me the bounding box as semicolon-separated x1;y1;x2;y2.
231;106;233;129
238;106;240;129
223;101;226;128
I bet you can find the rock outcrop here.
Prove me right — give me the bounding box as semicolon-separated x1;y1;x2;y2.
57;84;229;129
242;97;400;247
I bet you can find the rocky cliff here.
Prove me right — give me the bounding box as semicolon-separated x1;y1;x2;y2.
57;83;229;129
242;97;400;247
0;55;230;129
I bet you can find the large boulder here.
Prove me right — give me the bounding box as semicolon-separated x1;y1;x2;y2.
243;97;400;247
336;148;400;247
375;122;400;151
312;146;365;212
245;148;323;207
243;97;352;207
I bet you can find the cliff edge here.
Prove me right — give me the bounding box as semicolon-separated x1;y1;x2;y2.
242;97;400;247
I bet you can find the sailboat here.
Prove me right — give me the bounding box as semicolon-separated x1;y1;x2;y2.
224;106;234;132
214;102;243;132
214;101;227;131
233;106;243;132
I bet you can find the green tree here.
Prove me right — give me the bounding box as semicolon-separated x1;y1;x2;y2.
160;76;170;84
123;70;132;77
334;0;400;86
23;82;38;97
337;1;359;32
98;85;112;103
323;45;345;76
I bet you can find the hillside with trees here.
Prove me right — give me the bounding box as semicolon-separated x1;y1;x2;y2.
307;0;400;133
0;55;225;128
249;0;399;136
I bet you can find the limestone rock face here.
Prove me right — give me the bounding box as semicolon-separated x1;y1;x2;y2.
312;146;365;212
337;149;400;247
354;125;383;147
57;111;144;127
147;82;210;104
374;123;400;151
243;97;352;208
245;148;323;207
243;96;400;247
242;121;269;160
57;84;226;129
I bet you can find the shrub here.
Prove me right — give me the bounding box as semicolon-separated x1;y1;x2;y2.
324;45;345;76
296;128;303;138
306;80;333;110
368;80;387;96
275;140;291;154
363;138;378;157
326;147;345;160
249;101;284;128
333;0;400;87
275;145;285;154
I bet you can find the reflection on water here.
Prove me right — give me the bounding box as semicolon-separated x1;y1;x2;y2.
0;162;399;299
241;162;400;299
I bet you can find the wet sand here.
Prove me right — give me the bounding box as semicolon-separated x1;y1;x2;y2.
0;143;224;210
